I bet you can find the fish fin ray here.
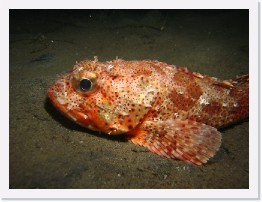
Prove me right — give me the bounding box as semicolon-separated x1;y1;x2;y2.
128;119;222;165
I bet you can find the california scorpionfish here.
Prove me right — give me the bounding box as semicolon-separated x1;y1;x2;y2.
48;58;249;165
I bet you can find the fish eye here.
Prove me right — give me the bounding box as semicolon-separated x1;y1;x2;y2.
70;70;97;93
79;78;92;92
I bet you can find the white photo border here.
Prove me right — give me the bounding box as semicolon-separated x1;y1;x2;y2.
1;0;259;199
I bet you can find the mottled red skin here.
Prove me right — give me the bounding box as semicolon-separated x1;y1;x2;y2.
48;59;248;165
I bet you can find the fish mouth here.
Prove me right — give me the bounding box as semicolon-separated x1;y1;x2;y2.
48;89;76;121
47;87;91;127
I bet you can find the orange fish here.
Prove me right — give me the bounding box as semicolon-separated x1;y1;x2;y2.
48;58;249;165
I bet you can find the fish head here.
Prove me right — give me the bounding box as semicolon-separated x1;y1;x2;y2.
48;60;158;135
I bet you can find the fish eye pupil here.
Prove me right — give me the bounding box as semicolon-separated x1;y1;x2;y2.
80;78;92;91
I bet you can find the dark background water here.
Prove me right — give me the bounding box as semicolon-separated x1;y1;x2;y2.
9;9;248;189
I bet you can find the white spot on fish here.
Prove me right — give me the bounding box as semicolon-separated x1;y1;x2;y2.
174;113;179;118
78;66;84;71
57;97;66;105
199;94;210;105
106;64;114;72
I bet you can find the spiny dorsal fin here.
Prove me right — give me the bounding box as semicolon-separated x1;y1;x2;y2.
213;74;249;89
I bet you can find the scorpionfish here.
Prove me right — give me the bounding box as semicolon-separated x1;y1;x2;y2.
48;58;249;165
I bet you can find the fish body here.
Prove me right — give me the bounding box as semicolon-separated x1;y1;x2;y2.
48;59;248;165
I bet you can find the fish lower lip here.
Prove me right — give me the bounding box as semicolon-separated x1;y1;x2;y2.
48;89;91;127
73;111;90;125
48;90;59;108
47;89;54;100
48;91;66;113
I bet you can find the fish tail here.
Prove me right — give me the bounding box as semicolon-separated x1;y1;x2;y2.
231;74;249;116
200;74;249;128
221;74;249;126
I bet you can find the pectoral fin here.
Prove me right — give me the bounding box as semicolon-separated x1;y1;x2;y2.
128;119;221;165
